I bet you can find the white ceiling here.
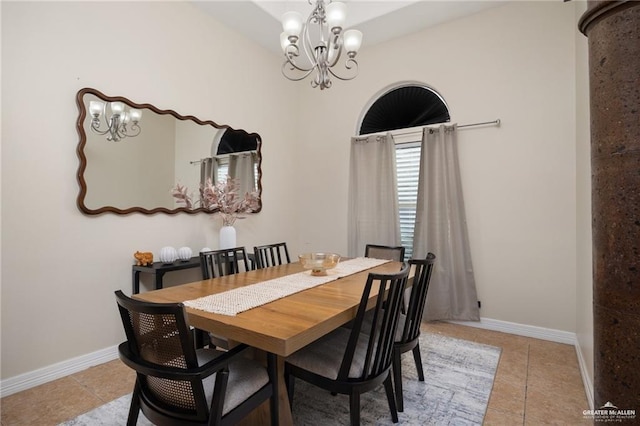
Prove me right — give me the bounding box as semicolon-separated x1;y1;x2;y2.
192;1;503;56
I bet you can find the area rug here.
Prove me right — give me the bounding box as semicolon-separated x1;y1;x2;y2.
62;333;500;425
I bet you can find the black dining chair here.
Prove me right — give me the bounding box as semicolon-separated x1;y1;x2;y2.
253;242;291;269
285;263;410;426
114;290;279;426
200;246;251;279
199;246;251;349
336;243;407;332
393;253;436;412
364;244;406;262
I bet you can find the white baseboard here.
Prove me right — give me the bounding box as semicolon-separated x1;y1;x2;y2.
0;345;120;398
447;317;577;344
1;316;596;407
448;316;594;408
574;339;595;409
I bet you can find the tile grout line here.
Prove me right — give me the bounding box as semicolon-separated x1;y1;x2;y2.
522;343;530;426
56;375;109;424
69;374;114;406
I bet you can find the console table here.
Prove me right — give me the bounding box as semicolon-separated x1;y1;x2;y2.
132;257;201;294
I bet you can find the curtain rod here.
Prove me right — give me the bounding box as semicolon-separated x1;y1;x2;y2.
388;119;501;137
359;118;501;139
458;118;501;129
190;150;257;165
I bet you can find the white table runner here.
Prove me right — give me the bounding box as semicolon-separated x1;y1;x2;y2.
183;257;391;316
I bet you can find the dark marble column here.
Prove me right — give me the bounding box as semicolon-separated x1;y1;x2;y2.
579;0;640;412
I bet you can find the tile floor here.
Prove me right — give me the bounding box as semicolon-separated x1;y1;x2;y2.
0;322;590;425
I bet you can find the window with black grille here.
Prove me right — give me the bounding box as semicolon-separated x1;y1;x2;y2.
359;84;450;258
359;85;450;135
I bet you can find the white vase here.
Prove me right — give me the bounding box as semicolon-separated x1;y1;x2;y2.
219;226;236;249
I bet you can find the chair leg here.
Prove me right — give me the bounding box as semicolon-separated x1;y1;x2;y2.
127;381;141;426
393;349;404;412
349;392;361;426
383;375;399;423
412;343;425;381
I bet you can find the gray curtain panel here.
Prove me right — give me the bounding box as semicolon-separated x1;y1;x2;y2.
200;157;216;186
228;152;256;196
347;133;401;258
413;125;480;321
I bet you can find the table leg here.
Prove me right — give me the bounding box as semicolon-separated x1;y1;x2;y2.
236;354;293;426
275;355;294;426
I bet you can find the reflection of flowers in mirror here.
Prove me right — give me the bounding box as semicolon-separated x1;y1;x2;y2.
172;176;260;226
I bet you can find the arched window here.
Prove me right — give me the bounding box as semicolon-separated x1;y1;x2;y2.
358;83;449;135
357;83;450;258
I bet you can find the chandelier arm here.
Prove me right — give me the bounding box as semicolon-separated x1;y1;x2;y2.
301;10;320;70
283;45;313;73
282;62;316;81
326;58;359;81
90;119;110;136
128;123;142;137
119;122;127;139
109;116;123;141
326;36;343;68
118;123;129;140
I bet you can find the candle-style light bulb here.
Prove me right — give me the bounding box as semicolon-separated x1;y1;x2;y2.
343;29;363;54
110;102;125;116
89;101;104;117
129;109;142;122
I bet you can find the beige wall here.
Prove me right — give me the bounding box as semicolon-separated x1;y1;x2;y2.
295;1;580;330
1;0;592;390
1;1;300;379
574;1;594;401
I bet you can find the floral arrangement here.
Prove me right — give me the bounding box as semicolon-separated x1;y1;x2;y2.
172;176;260;226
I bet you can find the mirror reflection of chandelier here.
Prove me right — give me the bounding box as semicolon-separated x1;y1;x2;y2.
280;0;363;90
89;101;142;142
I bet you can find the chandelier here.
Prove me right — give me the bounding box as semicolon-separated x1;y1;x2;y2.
88;101;142;142
280;0;363;90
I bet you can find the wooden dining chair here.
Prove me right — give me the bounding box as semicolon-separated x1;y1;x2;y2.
364;244;406;262
253;242;291;269
200;246;251;279
285;263;410;426
114;290;279;426
393;253;436;412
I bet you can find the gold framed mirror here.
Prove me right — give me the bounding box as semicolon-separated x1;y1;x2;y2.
75;88;262;215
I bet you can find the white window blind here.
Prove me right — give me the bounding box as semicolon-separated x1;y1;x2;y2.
217;162;229;183
395;141;421;259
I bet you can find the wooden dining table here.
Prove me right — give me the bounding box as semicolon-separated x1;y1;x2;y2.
134;259;407;425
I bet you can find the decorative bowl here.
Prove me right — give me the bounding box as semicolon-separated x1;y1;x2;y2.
159;246;178;264
177;246;193;261
299;253;341;276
